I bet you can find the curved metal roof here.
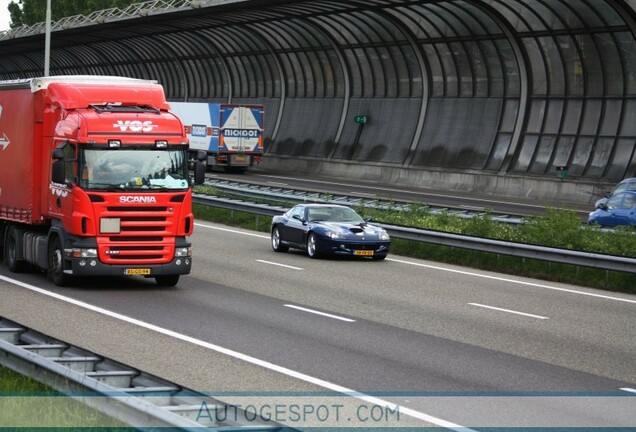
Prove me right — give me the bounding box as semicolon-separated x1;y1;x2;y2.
0;0;634;182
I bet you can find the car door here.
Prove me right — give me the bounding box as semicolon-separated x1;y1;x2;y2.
597;193;634;226
280;206;306;246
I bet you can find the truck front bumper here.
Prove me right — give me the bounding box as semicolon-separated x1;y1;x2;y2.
66;255;192;277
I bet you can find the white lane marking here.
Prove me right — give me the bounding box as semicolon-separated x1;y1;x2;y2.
0;275;471;431
255;174;572;211
620;388;636;394
387;258;636;305
195;222;269;239
195;223;636;305
469;303;549;320
257;260;303;271
284;304;355;322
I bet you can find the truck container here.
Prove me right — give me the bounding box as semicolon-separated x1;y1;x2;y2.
0;76;204;287
169;102;264;173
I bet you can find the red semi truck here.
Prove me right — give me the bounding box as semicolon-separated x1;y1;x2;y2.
0;76;204;287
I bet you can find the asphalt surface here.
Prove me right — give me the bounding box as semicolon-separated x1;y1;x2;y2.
1;220;635;429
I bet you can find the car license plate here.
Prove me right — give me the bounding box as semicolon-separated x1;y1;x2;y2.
125;268;151;275
354;250;374;256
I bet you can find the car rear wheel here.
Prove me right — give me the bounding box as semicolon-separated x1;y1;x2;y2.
271;227;288;252
306;233;321;258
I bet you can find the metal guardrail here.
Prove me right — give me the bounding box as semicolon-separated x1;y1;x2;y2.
0;316;286;431
202;179;526;225
192;194;636;274
0;0;224;41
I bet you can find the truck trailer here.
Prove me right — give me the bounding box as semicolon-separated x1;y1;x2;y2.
169;102;264;173
0;76;205;287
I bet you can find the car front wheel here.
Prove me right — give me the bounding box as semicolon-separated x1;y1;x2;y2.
271;227;289;252
306;233;321;258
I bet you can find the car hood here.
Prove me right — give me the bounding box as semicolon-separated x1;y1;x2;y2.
313;222;388;238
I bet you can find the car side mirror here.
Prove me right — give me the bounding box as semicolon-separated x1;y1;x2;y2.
292;214;307;224
597;202;608;211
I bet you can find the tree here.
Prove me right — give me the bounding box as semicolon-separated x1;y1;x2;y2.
8;0;142;28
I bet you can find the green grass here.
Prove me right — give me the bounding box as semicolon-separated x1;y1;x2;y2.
193;197;636;294
0;365;133;430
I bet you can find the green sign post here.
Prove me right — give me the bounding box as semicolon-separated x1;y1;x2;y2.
354;115;369;124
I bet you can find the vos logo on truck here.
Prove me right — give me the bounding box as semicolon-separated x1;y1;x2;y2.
113;120;158;132
119;196;157;204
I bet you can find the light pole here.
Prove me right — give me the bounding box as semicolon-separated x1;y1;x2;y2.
44;0;51;76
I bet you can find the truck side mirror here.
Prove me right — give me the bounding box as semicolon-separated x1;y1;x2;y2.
52;159;65;184
52;148;64;160
193;161;205;185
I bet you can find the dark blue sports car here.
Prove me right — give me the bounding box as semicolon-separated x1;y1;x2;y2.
271;204;390;260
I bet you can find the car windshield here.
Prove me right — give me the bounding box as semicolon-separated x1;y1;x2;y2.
79;148;189;191
606;192;636;210
307;207;364;223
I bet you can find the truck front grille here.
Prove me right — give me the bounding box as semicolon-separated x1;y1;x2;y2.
99;206;175;265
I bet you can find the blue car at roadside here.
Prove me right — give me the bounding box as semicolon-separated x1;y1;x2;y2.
588;191;636;227
594;177;636;208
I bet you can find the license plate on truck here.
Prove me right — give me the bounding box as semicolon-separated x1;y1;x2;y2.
230;154;248;165
354;250;374;256
125;268;151;275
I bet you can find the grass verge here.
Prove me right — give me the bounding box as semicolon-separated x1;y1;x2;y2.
0;365;133;430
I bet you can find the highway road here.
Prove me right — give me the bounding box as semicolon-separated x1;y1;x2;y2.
213;170;595;219
1;220;634;429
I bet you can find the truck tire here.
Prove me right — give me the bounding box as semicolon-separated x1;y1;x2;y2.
155;275;179;287
5;226;26;273
48;236;70;286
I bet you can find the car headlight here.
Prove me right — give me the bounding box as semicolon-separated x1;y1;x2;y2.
326;230;344;239
379;231;390;241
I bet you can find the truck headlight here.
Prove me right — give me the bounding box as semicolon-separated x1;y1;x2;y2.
71;248;97;258
175;247;192;257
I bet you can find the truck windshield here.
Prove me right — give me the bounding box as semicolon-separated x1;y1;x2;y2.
79;148;189;191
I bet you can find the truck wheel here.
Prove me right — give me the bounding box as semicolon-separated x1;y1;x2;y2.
48;236;70;286
5;226;26;273
155;275;179;287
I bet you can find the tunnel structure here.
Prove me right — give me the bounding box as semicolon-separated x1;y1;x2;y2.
0;0;635;204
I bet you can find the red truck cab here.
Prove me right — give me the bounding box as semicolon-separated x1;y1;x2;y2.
0;76;205;286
